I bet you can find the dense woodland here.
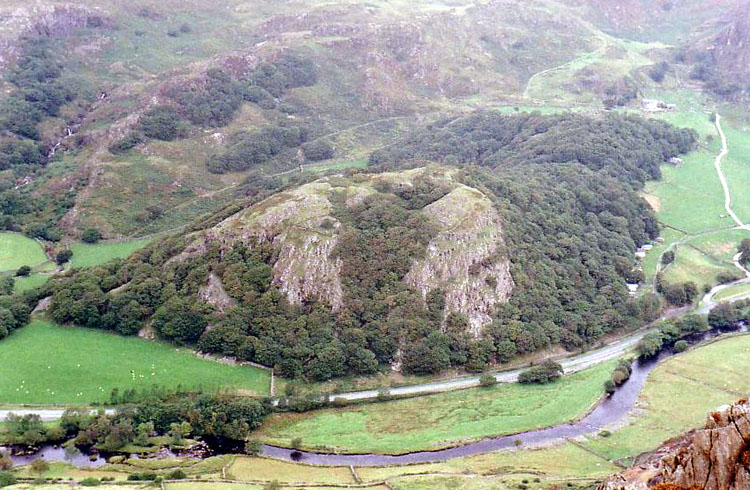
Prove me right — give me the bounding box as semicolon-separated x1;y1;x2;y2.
10;112;695;381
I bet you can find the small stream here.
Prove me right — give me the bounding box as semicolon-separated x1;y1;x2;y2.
3;326;746;468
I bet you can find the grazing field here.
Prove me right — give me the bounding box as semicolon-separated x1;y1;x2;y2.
719;122;750;224
642;148;729;234
661;244;736;291
0;320;270;404
713;282;750;301
228;457;355;484
70;238;152;268
257;361;615;454
0;233;48;272
12;273;51;293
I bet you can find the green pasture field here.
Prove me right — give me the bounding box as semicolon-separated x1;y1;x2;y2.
70;238;152;268
0;320;270;405
718;122;750;225
0;233;48;273
713;282;750;302
11;273;52;293
661;244;735;291
256;361;615;454
642;149;729;234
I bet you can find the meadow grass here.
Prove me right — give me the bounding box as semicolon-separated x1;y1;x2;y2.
0;320;270;404
0;233;48;272
718;122;750;224
662;244;736;291
713;282;750;301
256;361;615;454
12;273;51;293
227;457;355;484
304;159;369;173
70;238;151;268
643;149;729;234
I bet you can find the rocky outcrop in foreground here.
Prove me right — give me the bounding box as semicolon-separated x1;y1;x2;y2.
599;398;750;490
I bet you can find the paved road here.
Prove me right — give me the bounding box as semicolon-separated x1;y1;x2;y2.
330;308;689;402
0;408;114;422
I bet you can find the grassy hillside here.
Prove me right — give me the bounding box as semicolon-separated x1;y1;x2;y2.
0;0;706;240
0;233;48;272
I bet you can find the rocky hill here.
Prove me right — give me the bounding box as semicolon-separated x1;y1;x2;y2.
598;398;750;490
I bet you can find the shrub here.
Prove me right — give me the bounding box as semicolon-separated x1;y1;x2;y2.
302;139;334;161
518;360;563;384
479;374;497;387
81;228;102;244
245;439;263;456
0;472;16;488
16;265;32;276
109;131;144;154
56;249;73;265
139;106;186;141
79;478;101;486
604;379;616;395
674;340;689;353
166;469;187;480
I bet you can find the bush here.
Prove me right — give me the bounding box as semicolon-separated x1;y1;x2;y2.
139;106;186;141
79;478;101;486
109;131;144;154
16;265;32;276
81;228;102;244
245;439;263;456
479;374;497;387
56;249;73;265
302;140;334;161
518;360;563;384
604;379;616;395
674;340;689;353
0;472;16;488
166;469;187;480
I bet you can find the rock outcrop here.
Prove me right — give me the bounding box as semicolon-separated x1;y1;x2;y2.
179;167;514;338
598;398;750;490
405;184;513;336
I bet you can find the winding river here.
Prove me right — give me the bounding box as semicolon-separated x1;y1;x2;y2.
3;327;746;468
261;326;748;466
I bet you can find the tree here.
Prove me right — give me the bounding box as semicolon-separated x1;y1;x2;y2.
81;228;102;244
56;249;73;265
518;360;563;384
661;251;675;265
245;439;263;456
637;332;663;359
152;297;208;344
